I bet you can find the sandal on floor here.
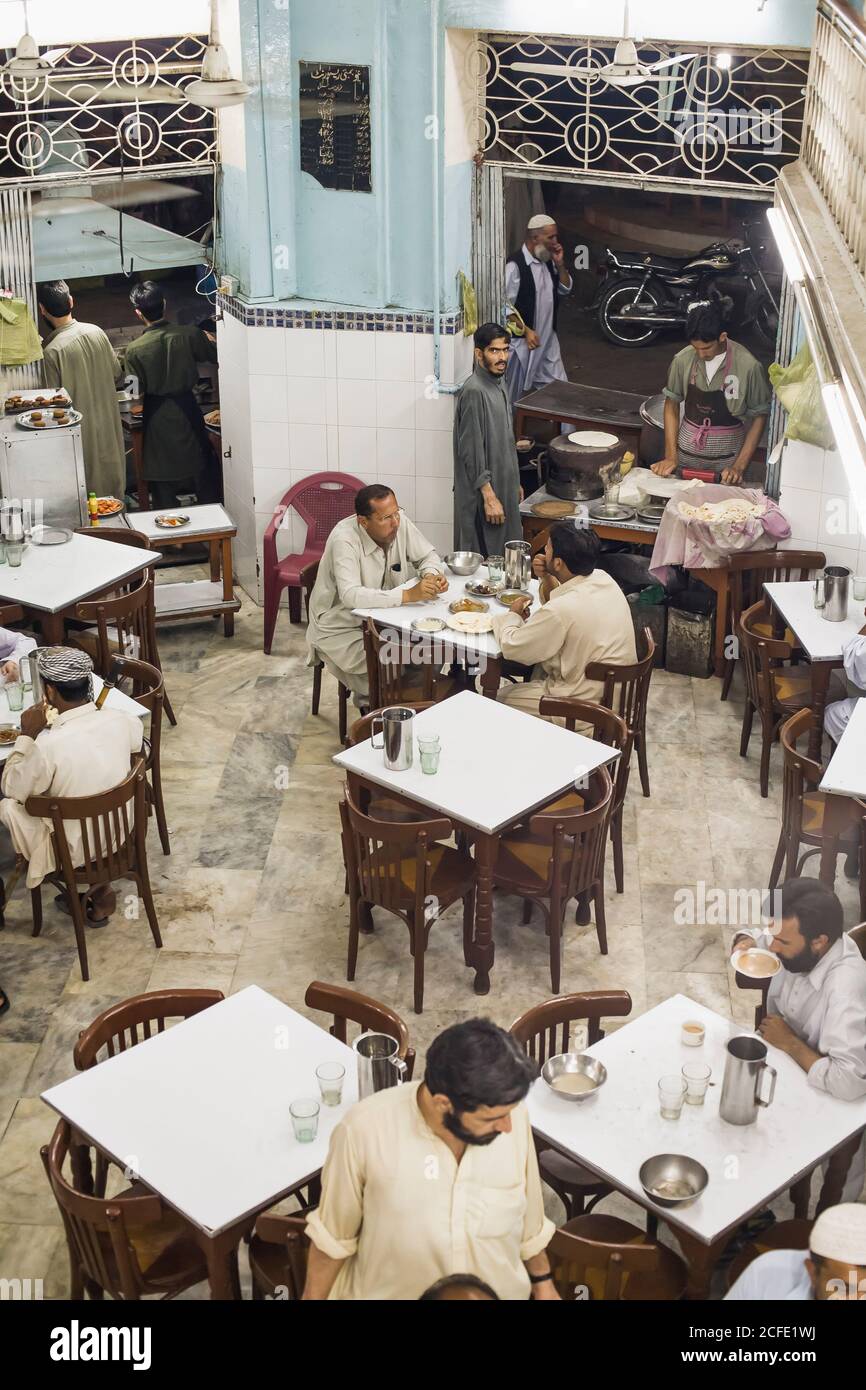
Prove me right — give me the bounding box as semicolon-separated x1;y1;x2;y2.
54;892;114;928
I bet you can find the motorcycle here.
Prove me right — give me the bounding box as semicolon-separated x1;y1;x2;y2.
590;227;780;349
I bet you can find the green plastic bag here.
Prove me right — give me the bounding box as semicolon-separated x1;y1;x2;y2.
768;343;834;449
458;270;477;338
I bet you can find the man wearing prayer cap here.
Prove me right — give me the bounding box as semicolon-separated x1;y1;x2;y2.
726;1203;866;1300
0;647;143;920
504;214;572;403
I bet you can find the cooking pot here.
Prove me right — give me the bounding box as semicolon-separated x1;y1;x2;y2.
546;431;624;501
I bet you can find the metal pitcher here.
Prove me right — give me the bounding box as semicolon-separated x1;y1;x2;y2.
719;1035;777;1126
353;1031;407;1100
370;706;414;772
504;540;531;589
821;566;851;622
19;655;40;701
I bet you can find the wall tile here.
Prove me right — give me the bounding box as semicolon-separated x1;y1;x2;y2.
247;326;287;377
327;425;341;470
420;522;452;557
249;375;288;423
392;476;416;517
415;475;452;526
338;379;378;428
285;376;326;426
337;426;377;479
778;485;820;543
376;428;415;476
818;487;860;552
779;439;823;492
322;331;337;379
325;379;339;426
250;420;289;472
252;465;293;518
416;429;453;478
415;386;455;432
453;333;474;384
376;380;416;429
375;333;414;382
413;333;434;383
289;423;328;474
336;330;376;380
284;328;326;378
820;543;860;571
822;449;848;497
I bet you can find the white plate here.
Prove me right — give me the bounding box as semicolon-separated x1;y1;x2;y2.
568;430;619;448
445;611;493;635
16;409;82;430
730;947;781;980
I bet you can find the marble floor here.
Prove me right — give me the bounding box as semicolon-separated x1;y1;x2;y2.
1;566;863;1299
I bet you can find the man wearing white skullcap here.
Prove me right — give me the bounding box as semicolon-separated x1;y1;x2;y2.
0;646;143;918
504;214;572;402
726;1203;866;1300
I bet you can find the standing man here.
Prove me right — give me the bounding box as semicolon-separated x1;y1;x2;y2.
505;214;573;403
453;323;522;553
37;281;126;500
824;619;866;744
302;1019;558;1301
124;281;218;508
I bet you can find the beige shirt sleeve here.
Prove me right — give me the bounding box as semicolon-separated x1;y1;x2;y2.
1;735;52;804
492;604;565;667
305;1120;365;1261
519;1109;556;1261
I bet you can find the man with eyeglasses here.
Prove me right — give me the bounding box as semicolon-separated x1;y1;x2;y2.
453;323;523;554
306;483;447;705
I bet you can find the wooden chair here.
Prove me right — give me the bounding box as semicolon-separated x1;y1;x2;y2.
720;549;825;701
109;655;170;855
547;1214;688;1300
304;980;415;1080
849;921;866;958
42;1119;208;1300
301;559;350;746
510;991;631;1217
347;702;434;823
725;1218;813;1290
249;1213;310;1300
739;600;812;797
339;784;475;1014
492;766;614;993
363;618;457;709
26;757;162;982
586;626;655;798
769;709;866;915
538;698;630;892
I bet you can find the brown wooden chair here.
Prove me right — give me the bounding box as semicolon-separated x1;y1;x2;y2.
42;1118;208;1300
537;698;630;892
304;980;415;1080
586;626;655;798
340;784;475;1014
347;702;434;824
492;765;614;993
511;991;631;1217
547;1214;688;1300
721;549;825;701
109;655;170;855
301;559;350;746
249;1213;310;1300
739;600;812;797
769;709;866;915
363;618;458;709
849;922;866;958
725;1218;813;1291
26;757;162;982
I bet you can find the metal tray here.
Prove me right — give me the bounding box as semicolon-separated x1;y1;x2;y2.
16;409;82;430
154;513;191;529
30;525;73;545
587;500;636;521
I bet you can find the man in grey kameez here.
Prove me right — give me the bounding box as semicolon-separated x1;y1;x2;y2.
453;323;522;554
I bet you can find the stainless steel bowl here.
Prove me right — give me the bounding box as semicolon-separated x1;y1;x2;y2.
541;1052;607;1102
639;1154;709;1208
443;551;482;576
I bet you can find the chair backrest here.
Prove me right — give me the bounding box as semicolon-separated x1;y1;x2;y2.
585;626;655;738
266;472;366;554
526;765;614;899
75;526;152;552
252;1213;311;1299
26;757;148;890
727;549;825;633
72;573;155;675
304;981;415;1079
0;601;26;626
110;655;164;764
538;697;630;813
363;619;438;708
848;922;866;959
347;702;434;747
547;1219;660;1300
739;599;796;715
74;988;225;1070
779;707;823;828
340;784;453;923
510;989;632;1061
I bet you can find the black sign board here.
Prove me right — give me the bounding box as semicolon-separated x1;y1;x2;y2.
299;62;372;193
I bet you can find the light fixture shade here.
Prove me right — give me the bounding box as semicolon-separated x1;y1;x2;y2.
4;30;50;75
186;41;250;109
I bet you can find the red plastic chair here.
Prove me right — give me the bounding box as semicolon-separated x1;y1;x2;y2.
262;472;365;654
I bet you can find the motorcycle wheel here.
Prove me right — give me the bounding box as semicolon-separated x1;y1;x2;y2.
598;278;666;347
753;298;779;350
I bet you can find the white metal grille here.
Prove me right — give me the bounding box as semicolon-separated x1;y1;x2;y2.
0;186;40;389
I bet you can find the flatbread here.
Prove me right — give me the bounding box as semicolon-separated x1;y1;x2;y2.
568;430;619;448
531;500;576;518
445;611;493;635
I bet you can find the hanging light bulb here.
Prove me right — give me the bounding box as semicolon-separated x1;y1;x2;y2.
4;3;50;77
186;0;250;110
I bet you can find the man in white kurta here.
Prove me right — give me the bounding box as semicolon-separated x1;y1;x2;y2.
306;484;446;703
505;215;572;404
733;877;866;1202
824;626;866;742
726;1203;866;1301
0;648;143;891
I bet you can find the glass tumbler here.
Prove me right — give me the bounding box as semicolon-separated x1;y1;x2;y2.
315;1062;346;1108
418;734;441;775
682;1062;711;1106
6;541;24;567
486;555;505;589
5;681;24;712
658;1075;687;1120
290;1099;320;1143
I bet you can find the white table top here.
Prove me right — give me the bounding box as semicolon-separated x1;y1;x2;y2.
526;994;866;1246
0;673;147;762
764;580;866;663
333;688;619;835
41;985;357;1236
353;567;541;661
0;533;159;614
820;697;866;800
129;504;236;541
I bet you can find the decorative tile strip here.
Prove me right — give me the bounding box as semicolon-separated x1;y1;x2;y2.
218;292;461;334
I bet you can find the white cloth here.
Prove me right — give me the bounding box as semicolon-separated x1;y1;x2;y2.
0;625;36;672
725;1248;812;1301
703;350;726;384
824;633;866;741
505;244;571;400
0;702;143;887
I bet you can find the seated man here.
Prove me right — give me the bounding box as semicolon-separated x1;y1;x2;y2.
726;1202;866;1300
306;483;447;705
824;621;866;744
732;877;866;1201
491;523;636;730
0;623;36;682
0;648;143;922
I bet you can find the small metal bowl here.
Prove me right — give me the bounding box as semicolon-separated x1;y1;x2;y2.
410;616;446;634
443;550;482;576
639;1154;709;1208
541;1052;607;1102
448;598;488;614
496;589;532;608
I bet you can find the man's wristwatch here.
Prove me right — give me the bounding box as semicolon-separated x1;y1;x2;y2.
528;1271;553;1284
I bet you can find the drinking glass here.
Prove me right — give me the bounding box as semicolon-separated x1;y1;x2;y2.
5;681;23;712
658;1075;687;1120
813;577;826;609
315;1062;346;1108
486;555;505;589
19;655;32;692
6;541;24;567
0;539;6;564
290;1099;320;1143
418;733;441;776
682;1062;712;1106
853;576;866;602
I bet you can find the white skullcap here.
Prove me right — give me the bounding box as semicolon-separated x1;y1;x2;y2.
810;1204;866;1265
527;213;555;230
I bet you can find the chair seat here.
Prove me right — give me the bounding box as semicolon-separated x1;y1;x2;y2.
754;621;797;646
563;1213;688;1301
494;828;554;893
771;669;812;707
367;795;429;824
366;843;474;904
248;1234;292;1298
275;548;323;585
539;1147;610;1194
113;1183;207;1289
801;793;859;841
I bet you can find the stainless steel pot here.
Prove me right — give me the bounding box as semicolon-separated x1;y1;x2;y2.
504;540;531;588
719;1035;777;1126
546;432;624;501
821;565;851;622
353;1031;407;1100
371;706;415;772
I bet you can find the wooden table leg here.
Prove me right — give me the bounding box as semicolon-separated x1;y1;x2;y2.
221;536;235;637
819;791;853;887
209;539;221;583
808;661;833;762
693;568;729;679
673;1228;730;1300
471;830;497;995
479;653;502;700
40;612;66;644
198;1218;251;1299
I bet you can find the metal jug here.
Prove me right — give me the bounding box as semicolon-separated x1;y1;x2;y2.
353;1031;407;1100
504;540;531;589
370;706;414;772
719;1035;777;1126
821;566;851;622
19;655;41;702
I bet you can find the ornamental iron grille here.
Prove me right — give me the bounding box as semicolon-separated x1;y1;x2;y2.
0;35;216;187
480;33;810;197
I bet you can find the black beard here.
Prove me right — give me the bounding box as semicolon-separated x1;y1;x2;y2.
780;946;815;974
443;1109;499;1146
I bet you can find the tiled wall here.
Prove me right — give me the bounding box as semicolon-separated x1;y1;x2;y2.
778;437;866;574
216;310;475;605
